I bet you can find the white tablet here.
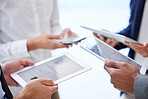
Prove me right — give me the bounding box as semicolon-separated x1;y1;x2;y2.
81;26;140;44
95;37;141;70
10;54;91;87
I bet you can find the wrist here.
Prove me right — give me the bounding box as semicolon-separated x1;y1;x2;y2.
27;39;37;51
14;90;28;99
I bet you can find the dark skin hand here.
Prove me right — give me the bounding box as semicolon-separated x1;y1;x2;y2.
104;59;140;94
123;41;148;57
93;33;119;47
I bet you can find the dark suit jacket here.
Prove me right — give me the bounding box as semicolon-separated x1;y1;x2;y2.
115;0;146;59
0;66;13;99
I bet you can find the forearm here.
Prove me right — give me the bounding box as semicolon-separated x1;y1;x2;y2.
14;90;26;99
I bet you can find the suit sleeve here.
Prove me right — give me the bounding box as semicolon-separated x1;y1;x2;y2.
115;0;134;50
134;74;148;99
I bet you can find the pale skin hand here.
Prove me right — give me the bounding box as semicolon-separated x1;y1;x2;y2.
104;59;140;94
27;34;69;51
61;28;78;39
2;59;34;86
123;41;148;57
1;59;34;86
93;32;119;47
14;79;58;99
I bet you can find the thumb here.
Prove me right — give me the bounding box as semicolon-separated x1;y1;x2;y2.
40;79;55;86
46;34;62;39
20;59;34;67
49;85;58;94
144;42;148;47
105;59;121;69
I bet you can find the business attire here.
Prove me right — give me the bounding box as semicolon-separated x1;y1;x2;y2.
0;0;61;98
116;0;148;99
0;0;61;62
0;66;13;99
115;0;146;59
134;74;148;99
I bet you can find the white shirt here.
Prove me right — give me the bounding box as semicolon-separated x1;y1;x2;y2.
0;0;61;62
135;0;148;69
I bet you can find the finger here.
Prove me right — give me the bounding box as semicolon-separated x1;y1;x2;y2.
100;35;105;42
123;41;130;46
93;32;99;39
40;79;55;86
70;33;78;37
110;39;118;47
49;84;58;93
144;42;148;47
105;59;121;69
20;59;34;67
105;38;112;45
104;65;116;75
46;34;62;39
54;42;68;49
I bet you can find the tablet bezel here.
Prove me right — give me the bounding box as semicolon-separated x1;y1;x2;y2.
81;25;140;44
94;37;141;70
10;53;91;87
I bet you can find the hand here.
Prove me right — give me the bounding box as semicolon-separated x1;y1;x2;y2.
104;59;140;94
60;28;78;39
144;42;148;47
15;79;58;99
27;34;69;51
1;59;34;86
93;33;119;47
123;41;148;57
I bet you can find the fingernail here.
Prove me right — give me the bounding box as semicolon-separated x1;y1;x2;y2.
106;59;110;64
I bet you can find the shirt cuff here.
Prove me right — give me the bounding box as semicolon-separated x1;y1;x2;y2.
11;39;30;58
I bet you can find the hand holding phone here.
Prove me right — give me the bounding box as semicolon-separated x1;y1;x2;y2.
55;37;86;45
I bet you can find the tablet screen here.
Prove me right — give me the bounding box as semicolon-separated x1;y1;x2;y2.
95;38;141;70
17;55;84;83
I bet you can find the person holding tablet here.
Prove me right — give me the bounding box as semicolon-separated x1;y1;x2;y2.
0;0;77;98
104;58;148;99
0;59;58;99
0;0;77;63
94;0;148;98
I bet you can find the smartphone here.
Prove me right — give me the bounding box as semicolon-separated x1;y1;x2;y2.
55;37;87;45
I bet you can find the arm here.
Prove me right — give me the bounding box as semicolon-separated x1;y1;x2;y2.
0;40;30;62
114;0;134;50
1;59;58;99
14;79;58;99
134;74;148;99
0;9;30;62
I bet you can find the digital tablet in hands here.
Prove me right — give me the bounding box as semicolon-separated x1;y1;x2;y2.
95;37;141;70
10;54;91;87
81;26;140;44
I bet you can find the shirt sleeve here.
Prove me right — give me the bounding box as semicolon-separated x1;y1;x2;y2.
0;40;30;62
50;0;62;35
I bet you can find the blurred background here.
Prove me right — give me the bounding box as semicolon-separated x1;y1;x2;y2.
55;0;131;98
58;0;130;56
